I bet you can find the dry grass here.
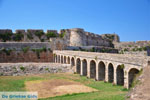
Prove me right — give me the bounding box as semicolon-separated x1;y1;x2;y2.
25;79;98;98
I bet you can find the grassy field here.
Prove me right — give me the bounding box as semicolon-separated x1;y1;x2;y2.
0;73;128;100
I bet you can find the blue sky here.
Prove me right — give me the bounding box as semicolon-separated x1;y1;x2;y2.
0;0;149;41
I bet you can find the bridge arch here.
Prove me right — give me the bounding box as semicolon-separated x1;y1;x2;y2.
64;56;67;64
76;58;81;74
90;60;96;79
71;57;75;67
128;68;140;88
61;55;63;63
116;65;124;85
108;63;114;83
98;61;105;81
67;57;70;64
55;55;57;62
82;59;87;76
58;55;60;63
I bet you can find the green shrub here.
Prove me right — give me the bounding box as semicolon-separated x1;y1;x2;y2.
90;47;95;52
13;32;24;41
40;39;44;42
46;32;57;38
0;32;12;42
95;56;98;60
32;47;47;59
48;48;52;52
128;45;132;47
123;48;128;52
22;47;30;53
120;64;125;69
137;48;142;51
35;31;44;39
59;32;66;38
20;66;25;71
120;50;124;54
142;47;147;51
1;48;12;55
27;33;33;40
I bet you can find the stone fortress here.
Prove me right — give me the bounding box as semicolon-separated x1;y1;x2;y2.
0;28;150;90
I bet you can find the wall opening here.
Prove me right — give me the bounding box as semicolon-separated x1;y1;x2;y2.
90;60;96;79
71;57;75;67
76;58;81;74
64;56;66;64
61;56;63;64
129;68;139;88
98;61;105;81
55;55;57;63
108;63;114;83
68;57;70;64
82;59;87;76
116;65;124;85
148;61;150;66
58;55;60;63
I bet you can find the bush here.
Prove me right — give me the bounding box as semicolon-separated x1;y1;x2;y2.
20;66;25;71
22;47;30;53
0;32;12;42
124;48;128;52
32;47;47;59
35;31;44;39
46;32;57;38
27;34;33;40
1;48;12;55
48;48;52;52
59;32;66;38
13;32;24;41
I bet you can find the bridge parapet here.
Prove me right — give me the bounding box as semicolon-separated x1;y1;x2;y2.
53;50;149;67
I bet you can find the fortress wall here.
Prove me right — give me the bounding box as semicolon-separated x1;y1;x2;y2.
114;41;150;49
0;51;53;63
0;29;58;42
0;42;54;63
64;28;111;47
0;28;117;48
0;42;51;50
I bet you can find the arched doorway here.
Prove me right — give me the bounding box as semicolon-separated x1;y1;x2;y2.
76;58;81;74
55;55;57;63
64;56;66;64
98;61;105;81
108;63;114;83
82;59;87;76
90;60;96;79
71;57;75;67
67;57;70;64
128;68;139;88
61;56;63;64
58;55;60;63
116;65;124;85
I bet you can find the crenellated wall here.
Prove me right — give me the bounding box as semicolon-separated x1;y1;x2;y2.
0;28;119;48
0;29;58;42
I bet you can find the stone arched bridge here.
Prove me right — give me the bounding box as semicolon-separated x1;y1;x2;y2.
53;50;148;89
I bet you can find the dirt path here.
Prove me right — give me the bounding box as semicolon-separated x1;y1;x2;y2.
25;79;98;99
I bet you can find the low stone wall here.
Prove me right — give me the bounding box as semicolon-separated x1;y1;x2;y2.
0;63;73;76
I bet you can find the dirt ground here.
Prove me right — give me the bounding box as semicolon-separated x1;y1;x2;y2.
25;79;98;99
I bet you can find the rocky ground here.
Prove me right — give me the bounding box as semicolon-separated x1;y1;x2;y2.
127;66;150;100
